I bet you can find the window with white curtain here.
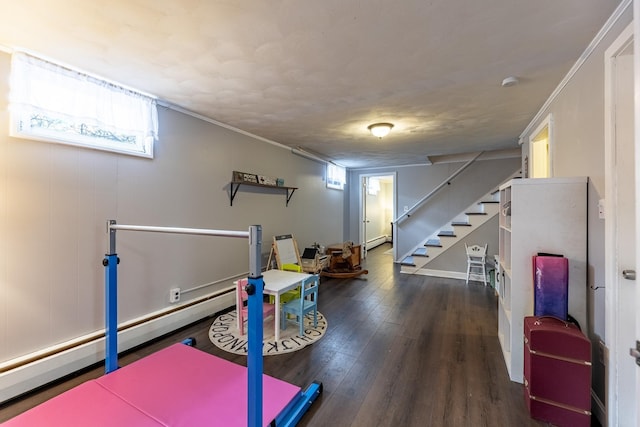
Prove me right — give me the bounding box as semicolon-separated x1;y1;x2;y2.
326;163;346;190
9;52;158;158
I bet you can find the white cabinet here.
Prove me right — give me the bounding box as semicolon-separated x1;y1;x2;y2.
498;177;587;383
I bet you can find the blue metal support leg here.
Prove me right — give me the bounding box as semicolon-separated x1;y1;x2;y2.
104;253;119;374
275;381;323;427
247;225;263;427
247;275;264;427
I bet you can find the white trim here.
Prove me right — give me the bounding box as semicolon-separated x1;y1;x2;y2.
160;102;290;150
403;268;480;282
350;162;430;171
519;0;632;144
635;6;640;427
401;268;462;279
291;148;330;164
366;235;389;250
349;149;521;170
0;290;234;403
604;22;634;427
161;103;347;168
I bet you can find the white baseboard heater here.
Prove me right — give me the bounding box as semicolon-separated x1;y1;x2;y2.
0;289;235;404
366;235;389;250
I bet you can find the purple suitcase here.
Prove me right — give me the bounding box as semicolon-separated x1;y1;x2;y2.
524;316;591;427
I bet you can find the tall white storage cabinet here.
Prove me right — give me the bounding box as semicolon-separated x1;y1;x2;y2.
498;177;587;383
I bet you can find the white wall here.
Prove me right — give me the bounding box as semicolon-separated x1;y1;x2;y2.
0;50;343;367
517;3;632;413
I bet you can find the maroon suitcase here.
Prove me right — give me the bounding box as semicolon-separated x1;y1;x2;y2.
523;316;591;427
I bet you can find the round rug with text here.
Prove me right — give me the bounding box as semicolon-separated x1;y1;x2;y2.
209;310;327;356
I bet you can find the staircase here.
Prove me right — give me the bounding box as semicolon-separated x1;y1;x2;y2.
400;189;500;275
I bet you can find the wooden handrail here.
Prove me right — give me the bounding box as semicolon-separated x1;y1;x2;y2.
393;151;484;224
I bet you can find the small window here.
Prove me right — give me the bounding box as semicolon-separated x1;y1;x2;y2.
9;52;158;158
326;163;346;190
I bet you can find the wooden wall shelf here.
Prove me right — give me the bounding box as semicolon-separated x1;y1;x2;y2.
229;181;298;206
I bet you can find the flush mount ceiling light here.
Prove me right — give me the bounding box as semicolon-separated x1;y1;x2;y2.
501;76;519;87
368;122;394;138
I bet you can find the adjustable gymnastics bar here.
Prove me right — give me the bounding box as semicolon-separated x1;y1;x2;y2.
104;220;321;427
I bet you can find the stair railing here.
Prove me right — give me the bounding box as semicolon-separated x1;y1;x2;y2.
393;151;484;225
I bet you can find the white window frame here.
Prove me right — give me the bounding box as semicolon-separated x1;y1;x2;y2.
9;52;157;158
326;163;346;190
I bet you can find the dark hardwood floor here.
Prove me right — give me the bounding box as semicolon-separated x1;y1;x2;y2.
1;244;588;426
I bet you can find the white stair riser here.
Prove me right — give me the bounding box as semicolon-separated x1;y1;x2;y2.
401;198;499;272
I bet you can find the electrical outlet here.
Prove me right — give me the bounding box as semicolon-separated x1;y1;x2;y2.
598;199;605;220
169;288;181;303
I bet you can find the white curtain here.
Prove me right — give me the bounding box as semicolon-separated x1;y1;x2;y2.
327;163;346;190
10;52;158;155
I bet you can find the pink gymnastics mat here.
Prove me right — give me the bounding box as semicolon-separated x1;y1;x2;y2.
3;344;301;426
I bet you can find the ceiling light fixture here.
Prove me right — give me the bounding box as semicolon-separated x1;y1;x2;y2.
501;76;519;87
368;122;394;138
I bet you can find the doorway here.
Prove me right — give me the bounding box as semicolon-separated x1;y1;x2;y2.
359;173;396;259
529;114;552;178
604;22;636;426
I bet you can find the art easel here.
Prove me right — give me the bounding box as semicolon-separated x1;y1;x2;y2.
267;234;302;270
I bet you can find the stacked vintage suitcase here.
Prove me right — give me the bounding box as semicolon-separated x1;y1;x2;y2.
524;254;592;426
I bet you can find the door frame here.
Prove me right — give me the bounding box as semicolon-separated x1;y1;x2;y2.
634;7;640;427
528;113;553;178
604;21;635;427
358;172;397;260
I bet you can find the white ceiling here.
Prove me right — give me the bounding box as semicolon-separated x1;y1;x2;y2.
0;1;622;168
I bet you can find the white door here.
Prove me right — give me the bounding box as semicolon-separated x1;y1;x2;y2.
359;173;396;259
634;9;640;427
605;23;637;426
361;176;368;258
615;40;636;426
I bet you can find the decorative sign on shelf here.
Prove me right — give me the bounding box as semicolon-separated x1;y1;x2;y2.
232;171;258;184
232;170;283;187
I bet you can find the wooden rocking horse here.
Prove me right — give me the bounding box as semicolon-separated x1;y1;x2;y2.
321;241;368;279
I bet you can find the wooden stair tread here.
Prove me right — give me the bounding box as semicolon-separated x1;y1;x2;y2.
412;248;428;257
401;256;416;266
408;185;501;268
425;239;442;247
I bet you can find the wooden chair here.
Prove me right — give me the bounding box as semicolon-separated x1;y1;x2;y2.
278;263;303;316
235;278;276;335
465;243;488;286
280;275;319;337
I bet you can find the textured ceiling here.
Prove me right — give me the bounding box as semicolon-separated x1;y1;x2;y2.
0;0;622;168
